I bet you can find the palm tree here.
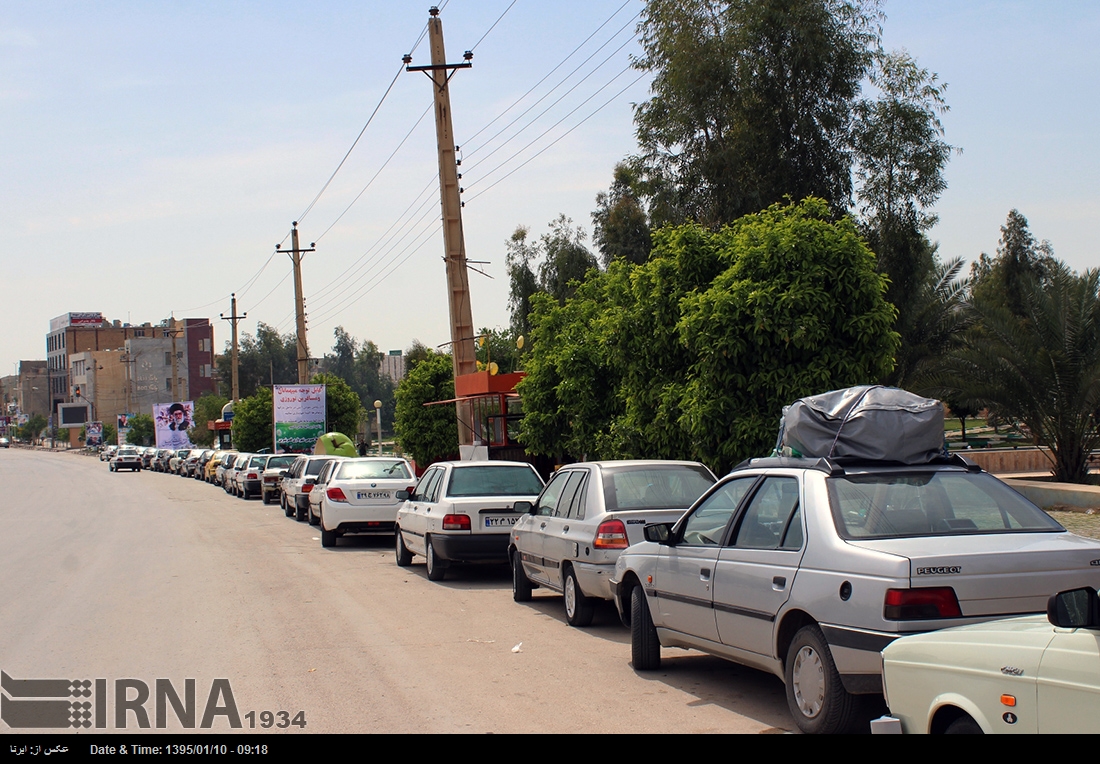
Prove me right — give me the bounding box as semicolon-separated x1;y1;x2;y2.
932;262;1100;483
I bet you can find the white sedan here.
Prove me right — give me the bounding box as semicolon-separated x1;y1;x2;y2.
395;461;545;582
875;586;1100;734
316;457;415;548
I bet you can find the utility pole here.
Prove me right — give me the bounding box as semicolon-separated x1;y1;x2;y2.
277;223;315;384
168;317;182;402
220;294;247;402
405;7;477;447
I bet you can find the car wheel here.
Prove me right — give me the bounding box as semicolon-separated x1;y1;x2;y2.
295;500;306;522
630;585;660;670
563;566;594;627
279;492;286;510
785;625;855;735
308;503;320;526
945;715;983;734
320;526;337;548
425;537;447;581
395;529;413;567
284;497;295;518
512;550;533;602
262;491;271;505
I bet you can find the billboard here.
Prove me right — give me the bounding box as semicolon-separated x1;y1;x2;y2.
57;403;90;428
153;401;194;449
117;413;132;446
273;385;325;453
86;421;103;448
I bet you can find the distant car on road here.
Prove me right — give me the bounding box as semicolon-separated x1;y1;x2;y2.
109;447;142;472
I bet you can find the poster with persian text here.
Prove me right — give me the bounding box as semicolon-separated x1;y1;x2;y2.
273;385;326;453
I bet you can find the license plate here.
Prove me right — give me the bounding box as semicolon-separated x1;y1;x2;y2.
484;516;518;528
357;491;391;500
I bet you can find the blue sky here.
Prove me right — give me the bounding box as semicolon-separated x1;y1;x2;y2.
3;1;1098;376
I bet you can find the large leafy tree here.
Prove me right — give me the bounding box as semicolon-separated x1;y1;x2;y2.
592;162;652;267
394;352;458;467
310;373;363;440
971;210;1057;315
519;198;898;473
319;327;395;433
633;0;881;226
231;387;273;453
216;323;298;399
188;392;229;448
935;263;1100;483
125;413;154;446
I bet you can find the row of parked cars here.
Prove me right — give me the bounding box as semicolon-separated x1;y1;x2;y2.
109;441;1100;734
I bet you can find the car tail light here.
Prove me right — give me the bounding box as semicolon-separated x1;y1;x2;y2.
327;487;348;502
264;476;276;484
884;587;962;620
247;472;258;480
302;484;313;493
594;519;629;549
442;514;471;531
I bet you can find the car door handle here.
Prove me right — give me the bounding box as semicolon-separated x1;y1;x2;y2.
540;522;547;529
563;525;570;533
773;576;787;589
699;568;711;580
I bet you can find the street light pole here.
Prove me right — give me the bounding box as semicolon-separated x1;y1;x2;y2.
373;400;382;456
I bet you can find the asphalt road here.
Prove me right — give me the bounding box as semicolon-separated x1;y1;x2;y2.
0;449;796;734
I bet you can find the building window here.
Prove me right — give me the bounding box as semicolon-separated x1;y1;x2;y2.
166;378;172;391
165;352;172;366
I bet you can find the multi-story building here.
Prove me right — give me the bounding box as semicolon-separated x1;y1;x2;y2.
48;313;215;424
380;350;407;384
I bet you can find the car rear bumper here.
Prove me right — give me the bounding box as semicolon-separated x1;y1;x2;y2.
430;533;510;563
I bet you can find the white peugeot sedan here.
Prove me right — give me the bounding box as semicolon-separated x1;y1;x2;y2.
874;586;1100;734
316;457;415;548
510;460;717;627
395;461;545;581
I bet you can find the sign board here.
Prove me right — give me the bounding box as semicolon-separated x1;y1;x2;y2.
57;403;90;428
153;401;194;449
86;421;103;447
273;384;326;453
117;413;132;446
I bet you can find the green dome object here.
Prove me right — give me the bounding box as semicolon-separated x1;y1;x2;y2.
313;431;357;457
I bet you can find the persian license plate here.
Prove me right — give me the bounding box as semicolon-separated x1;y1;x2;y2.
484;516;518;528
357;491;391;500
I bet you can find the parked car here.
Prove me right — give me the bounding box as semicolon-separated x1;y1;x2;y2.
109;446;142;472
396;461;545;581
306;457;349;527
260;455;298;504
0;437;10;448
314;457;414;548
873;586;1100;734
609;454;1100;734
510;460;717;627
235;454;273;499
100;444;117;461
213;451;238;486
224;453;252;496
283;455;339;521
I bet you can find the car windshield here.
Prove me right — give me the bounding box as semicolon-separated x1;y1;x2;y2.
266;456;296;470
827;471;1065;539
337;460;411;480
601;465;716;510
446;465;543;497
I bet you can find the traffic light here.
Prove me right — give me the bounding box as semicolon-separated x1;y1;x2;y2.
73;385;81;398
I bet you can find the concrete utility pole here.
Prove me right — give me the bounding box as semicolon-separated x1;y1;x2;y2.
405;7;477;446
220;294;247;402
277;223;316;385
168;317;181;401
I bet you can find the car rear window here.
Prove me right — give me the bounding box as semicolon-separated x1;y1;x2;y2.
602;465;716;510
446;465;544;497
827;471;1065;539
336;460;412;480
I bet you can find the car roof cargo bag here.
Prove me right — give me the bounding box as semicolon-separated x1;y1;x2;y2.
776;386;944;464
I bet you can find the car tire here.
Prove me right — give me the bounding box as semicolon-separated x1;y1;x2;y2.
321;526;337;548
262;491;271;505
785;625;855;735
425;537;447;581
295;500;306;522
945;715;983;734
630;585;660;670
563;566;594;627
308;503;320;526
512;550;533;602
284;497;295;518
395;529;413;567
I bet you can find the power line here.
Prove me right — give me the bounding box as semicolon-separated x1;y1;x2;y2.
470;0;519;52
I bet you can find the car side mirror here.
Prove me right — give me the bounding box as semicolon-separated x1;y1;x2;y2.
1047;586;1100;628
396;490;410;501
513;500;534;515
304;477;316;486
644;523;674;545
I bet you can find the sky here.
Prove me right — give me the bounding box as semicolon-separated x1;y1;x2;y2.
3;0;1098;378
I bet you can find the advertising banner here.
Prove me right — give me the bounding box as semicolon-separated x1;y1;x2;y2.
273;385;325;453
153;401;194;449
86;421;103;448
117;413;132;446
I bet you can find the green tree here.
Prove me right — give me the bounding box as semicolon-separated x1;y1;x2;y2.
320;327;395;433
216;323;298;399
971;210;1057;316
394;352;458;467
102;421;117;447
852;49;956;349
537;215;598;306
231;386;273;453
633;0;881;226
592;162;652;267
935;263;1100;483
20;413;47;442
475;327;522;375
310;373;363;439
188;392;229;448
125;413;154;446
505;227;540;338
404;340;433;374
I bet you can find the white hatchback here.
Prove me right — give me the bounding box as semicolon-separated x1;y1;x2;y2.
395;461;545;581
